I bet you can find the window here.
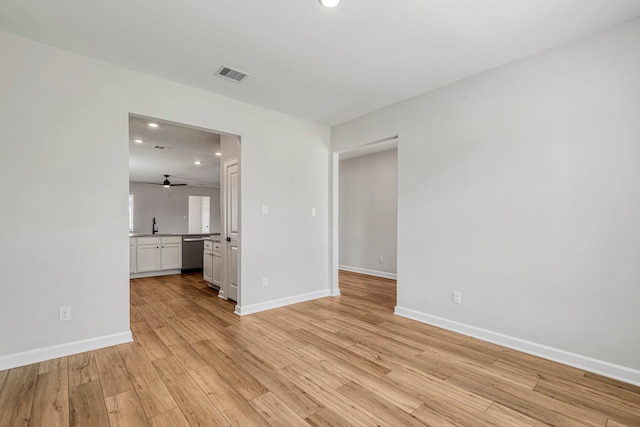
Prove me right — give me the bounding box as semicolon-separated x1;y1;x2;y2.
129;194;134;231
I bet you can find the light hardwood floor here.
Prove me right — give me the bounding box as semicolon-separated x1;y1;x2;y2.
1;271;639;426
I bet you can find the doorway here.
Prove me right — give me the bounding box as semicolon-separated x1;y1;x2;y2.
188;195;211;234
332;137;398;309
128;114;241;308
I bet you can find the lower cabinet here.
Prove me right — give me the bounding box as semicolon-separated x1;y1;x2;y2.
161;240;182;270
136;238;161;272
130;238;137;274
203;240;222;288
212;242;222;288
203;247;213;283
131;236;182;277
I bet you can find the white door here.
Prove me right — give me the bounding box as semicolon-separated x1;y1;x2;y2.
201;197;210;233
223;159;239;302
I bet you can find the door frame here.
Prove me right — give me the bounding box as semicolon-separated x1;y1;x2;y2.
330;136;399;297
221;157;240;306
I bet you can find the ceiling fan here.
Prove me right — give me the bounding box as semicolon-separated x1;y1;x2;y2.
148;174;187;188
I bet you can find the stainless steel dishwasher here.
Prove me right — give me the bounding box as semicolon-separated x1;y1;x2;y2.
181;235;207;272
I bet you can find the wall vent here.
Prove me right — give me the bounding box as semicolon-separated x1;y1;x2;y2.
216;66;250;83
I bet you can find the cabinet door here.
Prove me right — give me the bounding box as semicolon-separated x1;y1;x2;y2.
203;250;213;283
161;243;182;270
212;253;222;287
137;244;160;272
130;243;137;273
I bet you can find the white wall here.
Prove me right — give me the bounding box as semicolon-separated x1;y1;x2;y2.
333;17;640;384
129;183;219;234
339;149;397;278
0;31;330;368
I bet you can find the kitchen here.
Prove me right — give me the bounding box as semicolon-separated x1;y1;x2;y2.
128;114;239;302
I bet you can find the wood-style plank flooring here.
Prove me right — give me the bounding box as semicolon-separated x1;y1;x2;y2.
1;270;639;426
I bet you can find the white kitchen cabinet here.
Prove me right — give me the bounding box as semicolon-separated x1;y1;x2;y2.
203;240;221;288
136;237;161;272
203;247;213;283
212;241;222;288
130;238;137;274
131;236;181;277
160;236;182;270
137;244;160;272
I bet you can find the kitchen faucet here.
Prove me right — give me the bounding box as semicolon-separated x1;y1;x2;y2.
152;217;158;234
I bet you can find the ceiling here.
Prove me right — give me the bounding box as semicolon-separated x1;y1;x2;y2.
129;116;221;188
1;1;639;126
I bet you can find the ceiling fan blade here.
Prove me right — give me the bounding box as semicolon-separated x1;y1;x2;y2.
170;183;187;186
145;182;165;185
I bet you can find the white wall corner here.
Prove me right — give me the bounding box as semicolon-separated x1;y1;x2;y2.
0;331;132;372
394;306;640;387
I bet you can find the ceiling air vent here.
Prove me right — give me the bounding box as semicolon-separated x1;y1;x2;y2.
216;66;250;83
153;145;171;150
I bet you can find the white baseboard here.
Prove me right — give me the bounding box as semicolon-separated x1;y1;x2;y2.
130;269;181;279
339;265;397;280
0;331;133;371
394;306;640;387
330;288;341;297
235;289;331;316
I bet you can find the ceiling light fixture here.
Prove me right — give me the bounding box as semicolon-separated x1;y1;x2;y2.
134;139;144;143
319;0;340;7
194;161;202;165
147;122;159;128
215;152;222;156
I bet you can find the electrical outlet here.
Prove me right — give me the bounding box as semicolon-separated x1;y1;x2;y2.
262;205;269;215
453;291;462;304
379;255;384;263
59;306;72;322
262;277;269;287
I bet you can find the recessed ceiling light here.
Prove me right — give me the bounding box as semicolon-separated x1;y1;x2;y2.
194;161;203;165
134;139;144;143
147;122;159;128
319;0;340;7
215;152;222;156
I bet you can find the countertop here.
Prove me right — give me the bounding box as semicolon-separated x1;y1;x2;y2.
129;233;221;238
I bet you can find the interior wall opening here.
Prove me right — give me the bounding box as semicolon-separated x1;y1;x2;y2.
333;137;398;311
128;113;241;306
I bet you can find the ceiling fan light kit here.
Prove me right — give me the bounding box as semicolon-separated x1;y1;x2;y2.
319;0;340;8
148;174;187;188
